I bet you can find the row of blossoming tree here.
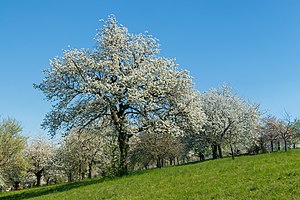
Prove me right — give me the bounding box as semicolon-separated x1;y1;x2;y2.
1;111;299;189
33;16;300;176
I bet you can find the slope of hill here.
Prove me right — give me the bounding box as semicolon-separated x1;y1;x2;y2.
1;150;300;199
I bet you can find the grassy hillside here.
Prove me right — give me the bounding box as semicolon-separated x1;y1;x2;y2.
1;150;300;199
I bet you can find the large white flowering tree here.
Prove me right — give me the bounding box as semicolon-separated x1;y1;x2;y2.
35;16;206;175
201;84;260;159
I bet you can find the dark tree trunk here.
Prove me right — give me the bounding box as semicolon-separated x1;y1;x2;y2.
271;140;274;152
118;131;130;176
14;181;20;190
277;141;280;150
111;104;132;177
88;163;92;179
156;158;162;168
212;144;218;159
218;144;223;158
169;158;172;166
81;172;85;180
284;140;287;152
68;172;73;182
46;177;50;185
199;152;205;161
35;170;43;187
293;143;296;149
230;144;235;160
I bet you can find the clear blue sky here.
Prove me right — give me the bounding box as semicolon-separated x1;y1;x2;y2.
1;0;300;139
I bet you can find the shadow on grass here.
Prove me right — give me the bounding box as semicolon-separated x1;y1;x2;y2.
0;178;107;200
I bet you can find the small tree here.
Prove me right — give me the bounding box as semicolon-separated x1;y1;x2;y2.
277;113;296;152
0;117;27;189
130;120;183;169
181;132;209;161
259;116;280;152
25;139;55;186
56;125;116;181
291;119;300;148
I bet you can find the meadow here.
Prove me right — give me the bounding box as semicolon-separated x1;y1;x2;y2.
1;150;300;200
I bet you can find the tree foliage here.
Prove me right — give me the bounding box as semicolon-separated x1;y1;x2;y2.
0;117;27;188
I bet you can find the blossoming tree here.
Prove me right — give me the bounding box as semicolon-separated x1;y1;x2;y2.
201;84;260;159
25;139;55;186
35;16;206;175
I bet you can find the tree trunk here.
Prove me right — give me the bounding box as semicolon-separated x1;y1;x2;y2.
88;162;92;179
46;177;50;185
293;143;296;149
156;158;162;168
35;170;43;187
118;131;130;176
218;144;223;158
212;144;218;159
68;172;73;182
271;140;274;152
202;154;205;161
199;152;205;161
112;104;132;177
230;144;235;160
284;140;287;152
277;141;280;150
14;181;20;190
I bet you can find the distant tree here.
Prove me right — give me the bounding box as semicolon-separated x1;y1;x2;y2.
56;125;116;181
34;16;206;176
0;117;27;189
201;84;260;159
130;120;183;169
257;113;300;153
291;119;300;148
25;139;55;186
43;163;64;185
55;142;78;182
181;132;209;161
259;116;280;152
277;112;296;152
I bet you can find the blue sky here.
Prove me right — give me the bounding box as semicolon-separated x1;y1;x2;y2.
1;0;300;139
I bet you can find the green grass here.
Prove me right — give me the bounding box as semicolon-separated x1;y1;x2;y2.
1;150;300;199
